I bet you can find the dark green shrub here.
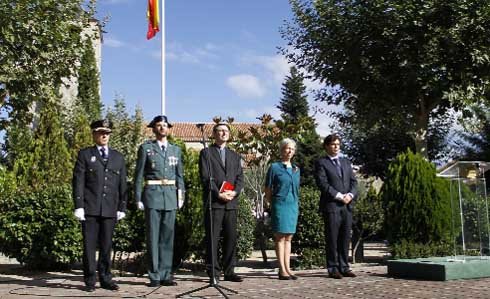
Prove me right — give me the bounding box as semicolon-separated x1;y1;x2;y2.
173;146;206;267
382;149;452;255
292;186;324;268
390;239;453;259
236;193;255;260
352;179;384;262
0;184;82;270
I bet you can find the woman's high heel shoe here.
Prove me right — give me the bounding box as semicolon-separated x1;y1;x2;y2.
278;273;291;280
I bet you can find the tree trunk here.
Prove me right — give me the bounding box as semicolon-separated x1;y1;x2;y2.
414;99;429;159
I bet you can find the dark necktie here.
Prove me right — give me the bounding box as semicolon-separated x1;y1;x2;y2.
333;158;342;177
100;147;107;159
161;145;166;152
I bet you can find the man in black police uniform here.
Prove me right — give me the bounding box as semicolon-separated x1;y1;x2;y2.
199;123;244;283
314;134;358;279
73;119;128;292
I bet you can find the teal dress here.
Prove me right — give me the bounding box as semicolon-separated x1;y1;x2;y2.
265;162;300;234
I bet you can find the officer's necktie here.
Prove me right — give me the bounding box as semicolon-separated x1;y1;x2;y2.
161;145;166;152
333;158;342;177
100;147;107;160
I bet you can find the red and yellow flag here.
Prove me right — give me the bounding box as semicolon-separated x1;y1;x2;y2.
147;0;160;40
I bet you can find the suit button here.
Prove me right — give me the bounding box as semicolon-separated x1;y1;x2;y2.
105;169;108;172
103;193;106;197
104;185;107;189
105;177;108;180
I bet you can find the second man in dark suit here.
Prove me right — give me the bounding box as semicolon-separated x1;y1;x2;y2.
199;123;244;283
134;115;185;287
314;134;357;279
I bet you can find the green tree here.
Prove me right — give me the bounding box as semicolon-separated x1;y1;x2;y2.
11;95;72;189
277;66;323;187
282;0;490;158
77;38;102;122
0;0;92;129
381;150;452;245
277;66;309;122
336;105;454;178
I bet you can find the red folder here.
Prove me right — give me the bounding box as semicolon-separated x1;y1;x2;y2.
219;181;235;193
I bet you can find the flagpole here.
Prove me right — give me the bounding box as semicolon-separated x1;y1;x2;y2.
161;0;166;115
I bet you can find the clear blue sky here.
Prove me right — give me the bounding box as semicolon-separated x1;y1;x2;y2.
97;0;330;134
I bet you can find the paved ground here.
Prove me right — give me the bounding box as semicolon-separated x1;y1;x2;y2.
1;244;490;298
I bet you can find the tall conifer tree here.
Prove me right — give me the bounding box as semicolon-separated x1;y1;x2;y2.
277;66;322;187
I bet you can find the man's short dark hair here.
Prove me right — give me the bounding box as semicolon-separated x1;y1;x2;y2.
212;122;231;132
323;134;341;146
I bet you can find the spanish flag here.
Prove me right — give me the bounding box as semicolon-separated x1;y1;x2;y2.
147;0;159;40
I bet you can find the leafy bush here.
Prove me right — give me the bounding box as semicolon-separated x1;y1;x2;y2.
236;193;256;260
0;184;82;270
390;239;453;259
292;186;324;268
352;178;384;262
173;145;206;266
382;150;452;256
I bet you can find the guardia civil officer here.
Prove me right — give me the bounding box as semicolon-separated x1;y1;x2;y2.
134;115;185;287
73;119;128;292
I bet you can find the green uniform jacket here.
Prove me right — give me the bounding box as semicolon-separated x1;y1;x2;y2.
134;141;185;210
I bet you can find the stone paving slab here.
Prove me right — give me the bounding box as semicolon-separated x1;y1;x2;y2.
2;264;490;299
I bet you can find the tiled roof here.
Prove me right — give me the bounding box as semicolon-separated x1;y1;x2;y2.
167;122;260;142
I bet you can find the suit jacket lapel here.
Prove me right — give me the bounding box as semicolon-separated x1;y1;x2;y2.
106;147;115;168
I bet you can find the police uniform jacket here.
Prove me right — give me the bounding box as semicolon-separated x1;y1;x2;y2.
134;141;185;210
73;146;128;217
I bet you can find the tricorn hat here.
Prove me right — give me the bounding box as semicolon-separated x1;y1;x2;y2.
90;119;112;133
148;115;173;128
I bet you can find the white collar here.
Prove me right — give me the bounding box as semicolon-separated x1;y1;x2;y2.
97;145;108;152
157;140;168;148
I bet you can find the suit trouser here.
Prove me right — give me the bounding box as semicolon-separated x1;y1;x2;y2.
82;216;116;286
145;208;176;282
205;208;237;277
323;205;352;274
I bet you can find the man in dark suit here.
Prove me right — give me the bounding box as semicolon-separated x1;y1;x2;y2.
73;119;127;292
134;115;184;287
199;123;244;283
314;134;357;279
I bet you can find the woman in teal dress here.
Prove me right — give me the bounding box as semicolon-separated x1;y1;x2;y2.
264;138;300;280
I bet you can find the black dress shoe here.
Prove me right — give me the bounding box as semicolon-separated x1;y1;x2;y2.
148;280;160;287
342;270;357;277
328;271;343;279
101;282;120;291
223;274;243;282
160;279;177;286
278;274;291;280
84;285;96;292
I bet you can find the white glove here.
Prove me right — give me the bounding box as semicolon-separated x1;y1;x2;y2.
74;208;86;221
117;211;126;221
177;190;184;209
137;201;144;210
